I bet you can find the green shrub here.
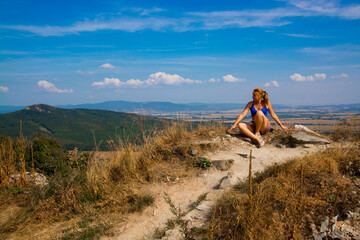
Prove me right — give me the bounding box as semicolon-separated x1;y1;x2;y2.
24;134;66;176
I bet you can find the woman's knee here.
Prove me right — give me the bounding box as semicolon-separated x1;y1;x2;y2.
238;122;246;130
255;110;265;118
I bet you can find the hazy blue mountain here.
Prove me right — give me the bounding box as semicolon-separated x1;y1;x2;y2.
1;101;359;114
0;104;169;150
57;101;246;112
0;105;25;114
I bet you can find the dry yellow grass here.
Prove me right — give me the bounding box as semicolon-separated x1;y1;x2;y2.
1;115;358;239
331;115;360;141
17;120;28;187
0;137;14;187
0;120;226;239
207;146;360;240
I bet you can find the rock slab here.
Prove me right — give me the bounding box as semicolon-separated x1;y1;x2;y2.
290;132;330;145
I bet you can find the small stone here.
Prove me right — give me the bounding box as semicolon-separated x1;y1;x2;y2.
190;149;197;156
276;143;284;148
9;172;48;187
311;223;322;240
219;176;238;189
303;144;314;148
211;159;234;171
195;201;214;212
198;173;207;178
116;225;127;233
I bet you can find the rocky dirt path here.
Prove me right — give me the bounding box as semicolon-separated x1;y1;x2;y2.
102;134;329;240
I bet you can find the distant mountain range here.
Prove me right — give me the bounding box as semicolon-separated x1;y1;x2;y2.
0;104;169;150
2;100;359;114
1;102;359;149
1;101;241;114
59;101;247;113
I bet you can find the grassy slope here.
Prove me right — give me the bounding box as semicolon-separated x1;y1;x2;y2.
0;104;168;150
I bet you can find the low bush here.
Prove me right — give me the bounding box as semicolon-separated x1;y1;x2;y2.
25;133;65;176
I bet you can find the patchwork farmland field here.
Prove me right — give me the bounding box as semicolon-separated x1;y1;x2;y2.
149;105;360;133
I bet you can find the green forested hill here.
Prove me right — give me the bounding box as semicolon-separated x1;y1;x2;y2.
0;104;169;150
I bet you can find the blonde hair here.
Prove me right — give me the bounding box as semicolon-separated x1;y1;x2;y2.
253;88;269;105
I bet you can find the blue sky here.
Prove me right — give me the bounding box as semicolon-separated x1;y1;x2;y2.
0;0;359;106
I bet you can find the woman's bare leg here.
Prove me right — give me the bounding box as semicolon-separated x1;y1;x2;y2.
238;123;260;142
254;111;268;134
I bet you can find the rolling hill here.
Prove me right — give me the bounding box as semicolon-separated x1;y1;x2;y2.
0;104;169;150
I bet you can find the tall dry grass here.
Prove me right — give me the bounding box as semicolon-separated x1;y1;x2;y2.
331;115;360;142
208;147;359;239
17;121;28;187
0;137;14;187
0;121;28;188
0;120;226;238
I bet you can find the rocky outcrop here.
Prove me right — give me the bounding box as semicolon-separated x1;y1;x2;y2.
25;104;56;113
9;172;48;187
293;124;322;137
311;212;360;240
290;132;330;145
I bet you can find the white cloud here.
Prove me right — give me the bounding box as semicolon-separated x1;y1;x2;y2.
331;73;349;78
339;5;360;20
314;73;326;80
264;80;280;87
145;72;201;85
125;79;144;87
92;72;202;88
184;9;295;30
222;74;246;83
101;63;115;69
0;50;31;55
38;80;73;93
139;7;165;16
2;17;178;36
289;73;326;81
0;86;9;92
3;1;359;36
284;0;360;20
92;78;124;87
282;33;319;38
300;44;360;56
76;70;94;75
208;78;218;83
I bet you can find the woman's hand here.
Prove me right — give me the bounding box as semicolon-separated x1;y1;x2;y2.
281;125;289;131
227;125;236;133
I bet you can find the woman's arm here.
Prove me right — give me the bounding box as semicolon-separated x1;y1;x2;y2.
267;101;288;131
228;102;251;131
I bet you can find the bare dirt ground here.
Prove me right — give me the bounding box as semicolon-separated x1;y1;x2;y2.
102;134;329;240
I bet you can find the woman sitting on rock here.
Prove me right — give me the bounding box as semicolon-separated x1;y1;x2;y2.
227;88;288;147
